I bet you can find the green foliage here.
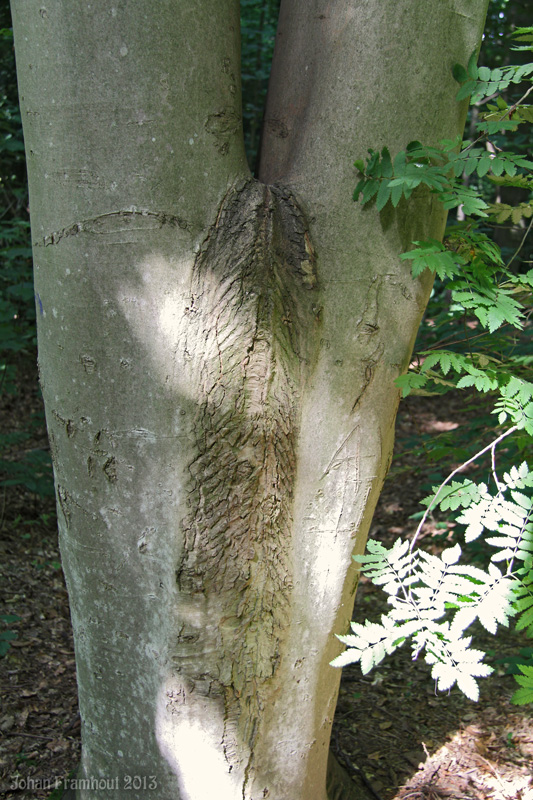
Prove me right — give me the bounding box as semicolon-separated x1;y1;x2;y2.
0;444;55;496
335;28;533;704
0;613;20;656
454;45;533;105
378;30;533;438
354;139;532;216
0;10;53;498
490;198;533;223
240;0;280;170
333;451;533;703
0;23;35;393
510;663;533;705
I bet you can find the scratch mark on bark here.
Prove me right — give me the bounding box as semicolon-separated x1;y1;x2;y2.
350;340;385;413
322;425;360;480
37;209;190;247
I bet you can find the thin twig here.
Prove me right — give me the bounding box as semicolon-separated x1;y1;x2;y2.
1;731;56;740
505;215;533;271
477;754;507;791
465;84;533;153
409;425;518;552
490;440;504;493
424;328;491;352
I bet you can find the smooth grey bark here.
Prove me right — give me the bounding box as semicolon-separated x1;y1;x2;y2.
12;1;488;798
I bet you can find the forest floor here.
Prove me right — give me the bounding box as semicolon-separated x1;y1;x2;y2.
0;362;532;800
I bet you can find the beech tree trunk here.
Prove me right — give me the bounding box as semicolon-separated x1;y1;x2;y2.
12;1;488;798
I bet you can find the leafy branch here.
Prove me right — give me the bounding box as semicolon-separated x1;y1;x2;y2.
334;28;533;705
332;447;533;704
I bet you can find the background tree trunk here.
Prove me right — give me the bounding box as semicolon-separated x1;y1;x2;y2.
12;1;488;798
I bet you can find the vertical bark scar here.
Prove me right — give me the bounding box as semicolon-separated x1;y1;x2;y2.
175;178;320;768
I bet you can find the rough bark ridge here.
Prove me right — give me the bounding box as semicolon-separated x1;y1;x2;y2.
175;179;320;778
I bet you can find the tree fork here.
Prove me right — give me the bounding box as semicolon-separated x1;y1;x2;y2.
11;1;489;797
175;177;321;787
